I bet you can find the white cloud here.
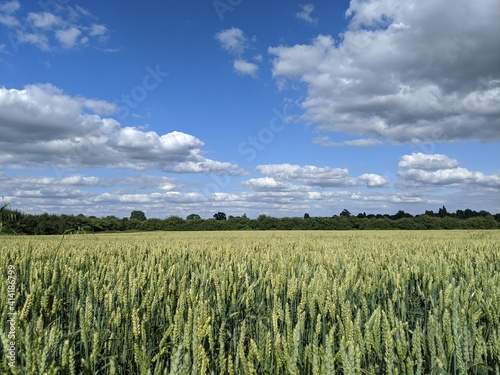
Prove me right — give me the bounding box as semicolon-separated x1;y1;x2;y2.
0;0;20;26
0;0;19;13
2;165;497;218
253;54;263;62
233;59;258;77
296;4;317;25
2;175;106;189
256;164;358;188
16;31;49;50
11;187;88;200
89;191;209;207
359;174;389;187
59;175;103;186
6;3;112;51
0;84;244;175
216;28;261;78
399;168;500;187
397;153;500;188
243;177;294;191
312;136;382;147
398;153;459;170
103;47;120;53
269;0;500;143
55;27;82;48
215;27;248;55
350;192;436;205
159;182;176;191
89;23;107;36
250;164;389;192
74;5;95;18
0;174;183;197
0;13;19;26
118;175;180;190
168;160;245;175
27;12;62;28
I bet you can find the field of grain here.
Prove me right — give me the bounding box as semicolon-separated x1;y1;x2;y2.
1;231;499;374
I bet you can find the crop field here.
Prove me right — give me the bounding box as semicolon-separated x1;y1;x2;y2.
1;230;499;374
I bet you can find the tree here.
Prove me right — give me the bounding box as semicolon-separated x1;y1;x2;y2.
0;201;17;234
130;210;146;221
102;215;121;231
393;210;412;220
164;216;184;230
255;215;278;230
340;209;351;217
186;214;201;220
304;213;310;219
213;212;227;221
438;205;448;217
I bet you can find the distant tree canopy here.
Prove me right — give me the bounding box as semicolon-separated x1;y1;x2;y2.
213;212;227;221
0;206;498;235
130;210;147;221
340;209;351;217
0;202;17;234
438;205;448;217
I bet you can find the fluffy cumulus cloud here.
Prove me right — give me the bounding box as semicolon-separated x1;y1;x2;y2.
216;28;260;78
400;168;500;187
1;3;111;51
398;153;459;170
233;59;258;77
398;153;500;188
0;84;244;175
215;27;248;55
269;0;500;143
359;174;389;187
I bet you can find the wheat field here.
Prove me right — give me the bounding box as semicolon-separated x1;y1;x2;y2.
1;230;499;374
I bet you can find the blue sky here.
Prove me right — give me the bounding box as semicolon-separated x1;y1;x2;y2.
0;0;499;219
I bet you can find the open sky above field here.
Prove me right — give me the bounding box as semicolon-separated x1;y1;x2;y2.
1;0;499;219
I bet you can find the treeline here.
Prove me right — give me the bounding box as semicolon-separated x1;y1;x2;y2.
0;206;499;235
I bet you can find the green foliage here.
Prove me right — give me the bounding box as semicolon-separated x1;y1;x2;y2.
213;212;227;221
339;208;351;217
0;202;18;234
130;210;147;221
4;207;499;235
